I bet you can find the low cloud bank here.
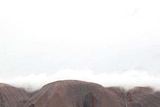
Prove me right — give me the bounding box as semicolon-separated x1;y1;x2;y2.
0;69;160;92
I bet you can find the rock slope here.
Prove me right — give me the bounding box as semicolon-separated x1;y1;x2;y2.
126;87;160;107
0;80;160;107
0;83;30;107
24;80;123;107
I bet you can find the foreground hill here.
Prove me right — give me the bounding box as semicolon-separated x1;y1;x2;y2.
0;80;160;107
24;80;123;107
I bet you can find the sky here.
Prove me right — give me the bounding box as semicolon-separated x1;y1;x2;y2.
0;0;160;91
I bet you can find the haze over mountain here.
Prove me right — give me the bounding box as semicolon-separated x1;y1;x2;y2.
1;0;160;106
0;69;160;92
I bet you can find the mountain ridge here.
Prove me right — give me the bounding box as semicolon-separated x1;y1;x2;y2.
0;80;160;107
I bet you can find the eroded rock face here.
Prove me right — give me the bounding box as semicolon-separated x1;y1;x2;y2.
126;87;160;107
24;80;123;107
107;87;126;107
107;87;160;107
0;83;30;107
1;81;160;107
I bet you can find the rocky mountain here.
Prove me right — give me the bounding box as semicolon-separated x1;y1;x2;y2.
126;87;160;107
24;80;123;107
0;83;30;107
0;80;160;107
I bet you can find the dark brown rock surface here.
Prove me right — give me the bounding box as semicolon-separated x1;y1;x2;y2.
24;80;123;107
106;86;160;107
1;80;160;107
0;83;30;107
126;87;160;107
107;87;126;106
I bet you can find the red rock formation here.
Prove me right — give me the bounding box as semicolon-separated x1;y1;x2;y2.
126;87;160;107
107;87;126;106
1;81;160;107
24;80;123;107
0;83;30;107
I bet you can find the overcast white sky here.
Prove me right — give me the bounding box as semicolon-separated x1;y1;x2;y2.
0;0;160;89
